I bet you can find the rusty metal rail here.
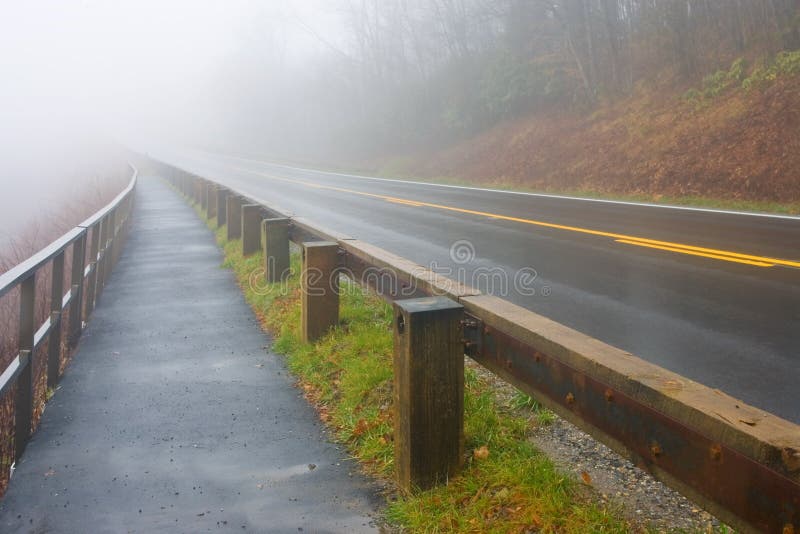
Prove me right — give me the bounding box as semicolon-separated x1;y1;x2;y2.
162;163;799;533
0;164;137;461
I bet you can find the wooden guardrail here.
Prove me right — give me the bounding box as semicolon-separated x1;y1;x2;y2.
0;164;137;462
162;163;799;533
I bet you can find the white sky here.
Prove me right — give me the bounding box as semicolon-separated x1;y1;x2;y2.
0;0;346;241
0;1;344;137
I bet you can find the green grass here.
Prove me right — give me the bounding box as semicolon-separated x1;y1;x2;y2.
387;375;627;533
180;196;726;533
510;392;557;427
192;212;633;533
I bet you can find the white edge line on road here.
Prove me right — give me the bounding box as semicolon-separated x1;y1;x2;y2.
214;152;800;221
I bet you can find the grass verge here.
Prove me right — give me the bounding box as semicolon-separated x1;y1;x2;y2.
195;207;636;533
371;166;800;217
203;151;800;217
232;155;800;216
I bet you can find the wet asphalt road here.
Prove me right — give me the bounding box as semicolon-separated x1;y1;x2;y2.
0;177;381;533
153;148;800;422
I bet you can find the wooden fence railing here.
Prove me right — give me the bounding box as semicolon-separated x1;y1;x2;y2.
0;164;137;462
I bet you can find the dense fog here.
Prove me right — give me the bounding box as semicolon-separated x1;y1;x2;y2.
1;0;797;250
0;1;340;249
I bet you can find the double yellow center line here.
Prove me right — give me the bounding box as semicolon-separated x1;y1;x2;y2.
234;167;799;269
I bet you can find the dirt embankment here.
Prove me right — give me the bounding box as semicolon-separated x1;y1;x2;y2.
388;76;800;203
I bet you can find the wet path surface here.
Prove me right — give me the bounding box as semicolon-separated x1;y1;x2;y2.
0;176;381;533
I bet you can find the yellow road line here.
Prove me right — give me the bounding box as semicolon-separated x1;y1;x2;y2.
386;198;424;207
232;166;800;270
619;237;800;268
615;240;775;267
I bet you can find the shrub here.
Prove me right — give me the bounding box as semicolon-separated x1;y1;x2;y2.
742;49;800;90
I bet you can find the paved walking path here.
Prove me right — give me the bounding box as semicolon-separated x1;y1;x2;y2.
0;176;381;533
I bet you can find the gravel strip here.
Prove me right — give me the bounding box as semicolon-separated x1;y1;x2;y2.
467;360;733;533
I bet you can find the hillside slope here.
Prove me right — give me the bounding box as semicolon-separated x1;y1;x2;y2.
382;64;800;205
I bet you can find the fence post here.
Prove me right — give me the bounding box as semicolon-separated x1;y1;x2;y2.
216;188;228;229
47;251;65;389
206;185;217;220
263;218;290;283
84;221;101;316
226;196;243;240
68;232;87;346
95;215;109;300
301;242;339;343
393;296;464;491
15;274;36;459
195;177;202;204
105;208;117;276
200;180;208;211
241;204;262;256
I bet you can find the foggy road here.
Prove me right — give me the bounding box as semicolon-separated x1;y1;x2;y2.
155;148;800;423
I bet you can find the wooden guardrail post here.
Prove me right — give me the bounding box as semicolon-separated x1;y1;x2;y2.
15;274;36;459
206;185;218;220
301;242;339;343
226;196;243;240
263;218;290;283
68;232;86;346
200;180;208;210
47;251;65;389
393;296;464;491
241;204;262;256
216;188;228;229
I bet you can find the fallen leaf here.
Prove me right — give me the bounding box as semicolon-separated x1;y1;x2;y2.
473;445;490;460
581;471;592;485
352;419;369;437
